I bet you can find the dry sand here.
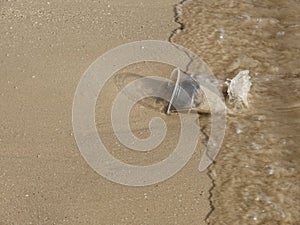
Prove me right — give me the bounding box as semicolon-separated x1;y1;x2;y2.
0;1;212;224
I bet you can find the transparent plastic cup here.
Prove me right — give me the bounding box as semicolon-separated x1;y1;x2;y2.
166;68;203;114
114;67;211;114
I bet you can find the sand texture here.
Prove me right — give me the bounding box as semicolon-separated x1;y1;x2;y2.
0;1;211;224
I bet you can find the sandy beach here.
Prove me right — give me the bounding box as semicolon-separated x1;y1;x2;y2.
0;0;211;224
1;0;299;224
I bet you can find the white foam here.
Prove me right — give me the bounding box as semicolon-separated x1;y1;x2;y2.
227;70;252;108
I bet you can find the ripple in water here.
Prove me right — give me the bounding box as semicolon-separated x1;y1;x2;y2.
172;0;300;224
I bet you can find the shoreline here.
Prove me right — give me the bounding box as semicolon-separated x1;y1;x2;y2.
172;0;300;224
1;0;298;224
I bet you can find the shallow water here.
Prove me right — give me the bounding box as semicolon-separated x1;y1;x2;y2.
172;0;300;224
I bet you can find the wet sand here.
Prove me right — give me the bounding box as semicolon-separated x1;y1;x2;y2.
0;0;212;224
172;0;300;224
